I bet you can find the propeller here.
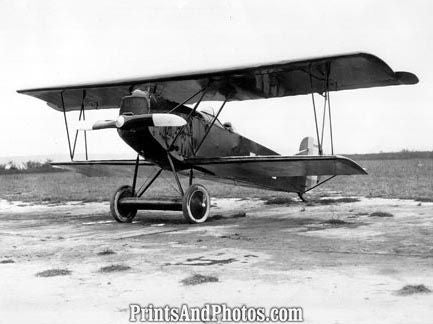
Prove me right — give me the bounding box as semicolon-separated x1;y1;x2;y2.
76;113;187;131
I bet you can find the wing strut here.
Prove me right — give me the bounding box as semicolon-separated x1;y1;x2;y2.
72;90;89;160
194;97;228;155
328;90;334;155
309;63;335;156
309;66;322;155
168;87;208;113
168;85;210;151
60;90;90;161
61;91;73;160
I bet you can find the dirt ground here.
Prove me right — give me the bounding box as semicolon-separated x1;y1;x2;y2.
1;197;433;323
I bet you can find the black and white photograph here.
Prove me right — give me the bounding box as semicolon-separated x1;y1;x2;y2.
0;0;432;323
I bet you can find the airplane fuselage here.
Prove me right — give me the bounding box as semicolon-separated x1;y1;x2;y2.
116;97;317;194
118;103;277;171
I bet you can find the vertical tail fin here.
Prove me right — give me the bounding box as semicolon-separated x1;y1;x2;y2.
296;136;318;156
294;136;319;191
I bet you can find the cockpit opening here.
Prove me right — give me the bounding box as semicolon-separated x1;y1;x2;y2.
198;106;235;132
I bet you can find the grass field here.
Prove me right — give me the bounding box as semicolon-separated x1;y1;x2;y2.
0;158;431;203
322;158;433;201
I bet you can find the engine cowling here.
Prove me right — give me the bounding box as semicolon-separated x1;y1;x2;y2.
119;90;150;115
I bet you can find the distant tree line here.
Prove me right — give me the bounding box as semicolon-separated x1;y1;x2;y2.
346;150;433;161
0;159;64;174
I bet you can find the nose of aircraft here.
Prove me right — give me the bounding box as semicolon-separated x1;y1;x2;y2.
119;90;150;115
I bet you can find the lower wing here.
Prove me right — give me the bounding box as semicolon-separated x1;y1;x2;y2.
51;159;153;177
51;155;366;193
186;155;366;193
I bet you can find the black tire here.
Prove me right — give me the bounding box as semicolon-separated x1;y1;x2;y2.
110;185;137;223
182;184;210;224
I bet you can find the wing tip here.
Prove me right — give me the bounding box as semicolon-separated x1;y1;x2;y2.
335;155;368;175
354;52;419;86
395;71;419;85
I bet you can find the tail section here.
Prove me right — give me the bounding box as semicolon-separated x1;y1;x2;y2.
296;136;318;156
294;136;319;191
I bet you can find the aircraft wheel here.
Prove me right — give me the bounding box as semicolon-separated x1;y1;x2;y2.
110;185;137;223
182;184;210;224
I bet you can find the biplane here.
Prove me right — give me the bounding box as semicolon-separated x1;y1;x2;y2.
18;52;418;224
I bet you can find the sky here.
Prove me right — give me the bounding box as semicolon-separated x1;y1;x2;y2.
1;0;432;161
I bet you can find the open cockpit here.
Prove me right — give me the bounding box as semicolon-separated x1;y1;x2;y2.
198;106;235;132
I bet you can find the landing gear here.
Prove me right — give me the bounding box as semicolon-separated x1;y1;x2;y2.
182;184;210;224
109;154;211;224
110;185;137;223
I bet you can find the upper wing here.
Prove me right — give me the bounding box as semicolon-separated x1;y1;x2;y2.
186;155;366;192
18;52;418;112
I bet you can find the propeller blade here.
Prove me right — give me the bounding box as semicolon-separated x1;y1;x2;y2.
116;113;186;129
76;120;117;131
151;114;187;127
92;120;117;130
75;114;186;131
